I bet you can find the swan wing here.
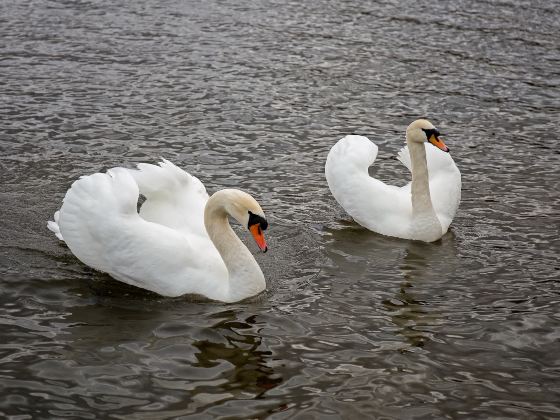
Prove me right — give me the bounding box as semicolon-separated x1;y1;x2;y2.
425;145;461;232
397;144;461;232
55;168;226;297
396;145;413;173
126;159;209;237
325;135;412;238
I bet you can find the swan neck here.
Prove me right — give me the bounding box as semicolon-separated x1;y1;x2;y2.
204;193;265;302
407;141;435;215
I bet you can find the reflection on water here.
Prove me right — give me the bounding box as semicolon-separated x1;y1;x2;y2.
2;0;560;417
191;315;281;398
388;239;458;348
4;296;285;417
322;225;457;350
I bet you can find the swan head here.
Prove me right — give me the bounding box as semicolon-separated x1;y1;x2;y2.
406;119;449;152
209;189;269;253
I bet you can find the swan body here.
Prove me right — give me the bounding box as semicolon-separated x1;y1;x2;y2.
325;119;461;242
47;160;269;302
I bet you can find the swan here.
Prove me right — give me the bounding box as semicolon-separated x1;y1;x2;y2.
325;119;461;242
47;160;269;302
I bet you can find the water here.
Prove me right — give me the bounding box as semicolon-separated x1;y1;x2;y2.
1;0;559;418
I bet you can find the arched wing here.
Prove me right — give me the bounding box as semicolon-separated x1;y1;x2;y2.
55;168;223;297
326;135;412;238
126;159;209;237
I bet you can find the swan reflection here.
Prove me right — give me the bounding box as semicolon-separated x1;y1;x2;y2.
385;234;459;348
36;296;281;412
323;222;459;349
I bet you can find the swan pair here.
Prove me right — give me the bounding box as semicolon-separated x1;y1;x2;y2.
48;119;461;302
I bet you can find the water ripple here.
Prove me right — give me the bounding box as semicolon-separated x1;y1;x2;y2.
1;0;559;418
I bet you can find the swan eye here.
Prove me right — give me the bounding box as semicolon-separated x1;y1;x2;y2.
422;128;440;139
248;211;268;230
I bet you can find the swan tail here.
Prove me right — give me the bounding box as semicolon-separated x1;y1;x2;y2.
56;168;140;272
47;210;64;241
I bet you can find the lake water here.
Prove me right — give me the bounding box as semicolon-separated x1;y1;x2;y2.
1;0;559;418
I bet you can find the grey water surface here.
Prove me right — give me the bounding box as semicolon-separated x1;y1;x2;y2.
1;0;559;418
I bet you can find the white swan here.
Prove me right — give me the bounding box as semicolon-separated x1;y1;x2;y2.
47;160;269;302
325;119;461;242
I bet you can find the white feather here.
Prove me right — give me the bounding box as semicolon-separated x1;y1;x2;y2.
325;133;461;241
47;161;267;302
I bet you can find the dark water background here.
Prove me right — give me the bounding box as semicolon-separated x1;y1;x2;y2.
1;0;559;418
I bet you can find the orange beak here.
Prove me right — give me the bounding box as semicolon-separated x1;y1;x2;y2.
249;224;268;253
428;134;449;152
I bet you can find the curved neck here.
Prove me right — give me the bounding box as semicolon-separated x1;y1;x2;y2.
204;193;265;302
407;141;436;216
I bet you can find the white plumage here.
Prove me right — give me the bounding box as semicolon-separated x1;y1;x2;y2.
48;160;269;302
325;120;461;242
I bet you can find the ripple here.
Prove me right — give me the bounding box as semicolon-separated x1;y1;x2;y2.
1;0;560;418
